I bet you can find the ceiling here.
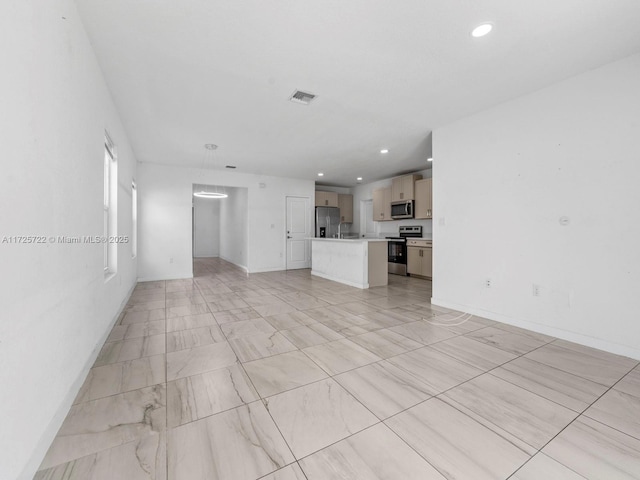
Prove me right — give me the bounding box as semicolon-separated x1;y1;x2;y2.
75;0;640;187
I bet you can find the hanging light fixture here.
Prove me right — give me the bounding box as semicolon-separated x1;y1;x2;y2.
193;144;228;199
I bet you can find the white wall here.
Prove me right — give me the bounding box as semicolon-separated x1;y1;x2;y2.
0;1;138;478
138;163;315;279
193;195;220;257
219;187;249;269
432;53;640;360
352;169;433;237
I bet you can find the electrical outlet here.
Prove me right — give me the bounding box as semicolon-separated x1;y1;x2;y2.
532;284;541;297
485;278;491;288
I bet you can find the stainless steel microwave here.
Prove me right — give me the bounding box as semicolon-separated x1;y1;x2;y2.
391;200;414;219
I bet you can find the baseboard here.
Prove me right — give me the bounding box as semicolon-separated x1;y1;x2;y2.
249;266;286;274
219;255;248;274
431;297;640;361
311;270;367;289
20;282;136;480
137;272;193;282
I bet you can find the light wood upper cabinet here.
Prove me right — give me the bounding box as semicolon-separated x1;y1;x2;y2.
337;194;353;223
315;191;338;207
414;178;433;219
391;174;422;202
372;187;392;221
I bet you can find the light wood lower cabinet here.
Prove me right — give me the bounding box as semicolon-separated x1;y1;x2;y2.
407;239;432;278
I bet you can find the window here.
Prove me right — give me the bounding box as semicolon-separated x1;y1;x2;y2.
104;132;117;275
132;180;137;258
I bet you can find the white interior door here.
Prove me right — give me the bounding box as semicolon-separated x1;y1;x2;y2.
286;196;311;269
361;199;376;238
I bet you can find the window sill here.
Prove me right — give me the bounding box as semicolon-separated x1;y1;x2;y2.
104;271;116;283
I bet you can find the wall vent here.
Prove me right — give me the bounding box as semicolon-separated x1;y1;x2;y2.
289;90;316;105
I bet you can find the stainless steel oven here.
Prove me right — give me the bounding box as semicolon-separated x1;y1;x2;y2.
386;226;422;276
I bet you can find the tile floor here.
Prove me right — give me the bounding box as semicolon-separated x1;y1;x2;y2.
35;258;640;479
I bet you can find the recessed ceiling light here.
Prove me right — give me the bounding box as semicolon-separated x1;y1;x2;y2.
204;144;218;150
427;157;433;162
357;177;363;181
317;172;324;177
380;149;389;154
471;23;493;37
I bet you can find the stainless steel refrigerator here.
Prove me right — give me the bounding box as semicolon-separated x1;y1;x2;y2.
315;207;340;238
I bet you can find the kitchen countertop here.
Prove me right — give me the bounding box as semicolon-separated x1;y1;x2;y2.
310;238;388;243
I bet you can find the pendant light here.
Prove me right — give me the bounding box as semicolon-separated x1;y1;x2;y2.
193;144;228;199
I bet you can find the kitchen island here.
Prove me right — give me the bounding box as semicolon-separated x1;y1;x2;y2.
311;238;388;289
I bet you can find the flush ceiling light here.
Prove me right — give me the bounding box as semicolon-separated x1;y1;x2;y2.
427;157;433;162
317;172;324;177
194;191;228;199
471;23;493;37
357;177;363;181
380;149;389;154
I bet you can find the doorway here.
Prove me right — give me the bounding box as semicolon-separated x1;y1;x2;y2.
360;199;376;238
286;196;311;269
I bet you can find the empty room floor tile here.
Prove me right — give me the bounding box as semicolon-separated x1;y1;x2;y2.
334;360;433;420
543;416;640;479
166;363;259;428
243;351;328;397
94;335;165;367
166;312;218;332
584;388;640;440
107;319;165;342
389;321;458;346
265;378;378;459
490;356;609;412
464;326;547;355
221;318;277;339
442;374;578;451
387;347;483;396
280;322;344;349
260;463;307;480
75;354;165;404
511;453;586;480
166;325;225;352
303;339;382;375
264;311;316;330
40;385;166;470
349;329;423;359
525;342;637;386
213;307;262;324
429;334;517;371
229;332;298;362
300;423;446;480
386;398;530;480
615;366;640;397
168;402;295;480
166;341;238;381
35;433;166;480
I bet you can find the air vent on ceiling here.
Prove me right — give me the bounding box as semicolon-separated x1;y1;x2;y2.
289;90;316;105
225;165;236;169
